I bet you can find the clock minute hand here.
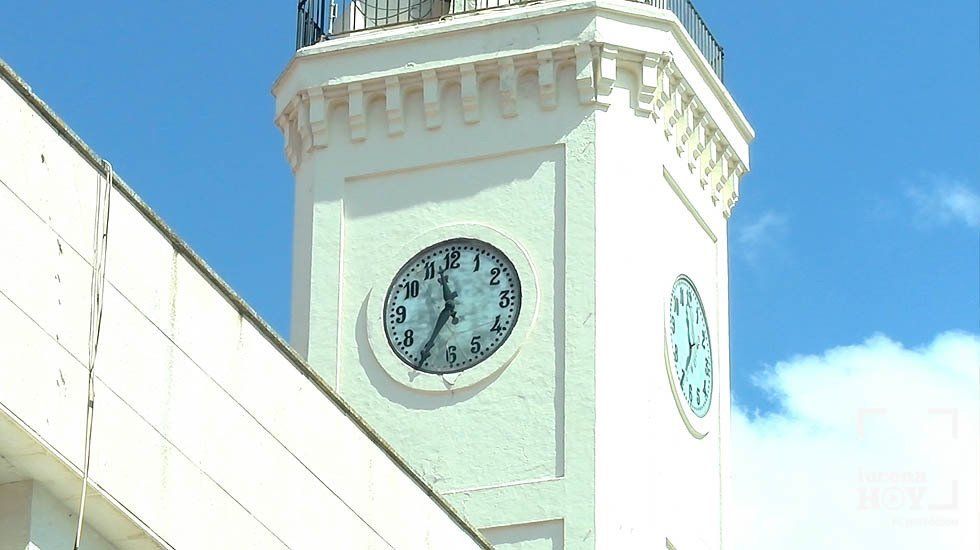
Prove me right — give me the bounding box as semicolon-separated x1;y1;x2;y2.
420;305;453;364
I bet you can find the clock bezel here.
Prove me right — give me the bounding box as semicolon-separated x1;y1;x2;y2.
663;274;714;439
366;223;538;392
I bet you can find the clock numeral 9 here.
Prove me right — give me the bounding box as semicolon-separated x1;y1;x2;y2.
489;267;501;286
395;305;406;323
498;290;512;308
470;335;482;353
403;329;414;347
404;280;420;299
446;345;457;363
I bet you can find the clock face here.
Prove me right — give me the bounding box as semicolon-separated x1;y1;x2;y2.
383;238;522;374
668;276;713;418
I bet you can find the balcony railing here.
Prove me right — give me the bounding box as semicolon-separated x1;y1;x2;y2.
296;0;724;80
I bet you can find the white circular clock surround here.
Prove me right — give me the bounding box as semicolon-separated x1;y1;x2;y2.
366;223;538;392
663;274;714;439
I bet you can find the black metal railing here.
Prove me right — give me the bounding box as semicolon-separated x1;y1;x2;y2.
297;0;328;50
296;0;724;80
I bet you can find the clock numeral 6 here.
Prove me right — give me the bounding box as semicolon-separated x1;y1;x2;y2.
470;335;482;353
395;305;406;323
446;345;457;364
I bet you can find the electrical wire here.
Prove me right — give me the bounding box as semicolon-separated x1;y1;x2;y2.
73;159;112;550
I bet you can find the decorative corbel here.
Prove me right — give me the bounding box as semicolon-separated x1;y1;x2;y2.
537;51;557;111
498;58;518;118
460;63;480;123
682;99;704;167
575;43;596;104
297;93;314;153
385;76;404;137
693;118;715;163
274;110;293;168
701;134;720;190
637;53;660;115
307;87;328;149
596;44;617;102
654;53;673;118
422;70;442;129
712;149;734;206
665;76;685;141
348;82;366;141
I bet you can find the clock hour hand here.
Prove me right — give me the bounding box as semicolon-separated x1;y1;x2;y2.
686;306;696;350
438;270;459;323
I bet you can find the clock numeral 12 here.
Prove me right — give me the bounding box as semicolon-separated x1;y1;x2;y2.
443;250;461;271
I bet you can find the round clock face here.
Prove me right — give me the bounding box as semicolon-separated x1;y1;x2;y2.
383;238;522;375
668;276;713;418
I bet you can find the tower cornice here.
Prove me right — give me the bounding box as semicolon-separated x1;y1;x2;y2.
275;40;749;216
273;0;753;142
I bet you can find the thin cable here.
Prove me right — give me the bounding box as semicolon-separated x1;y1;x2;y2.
74;159;112;550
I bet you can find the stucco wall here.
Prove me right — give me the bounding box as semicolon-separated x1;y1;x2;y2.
0;62;486;549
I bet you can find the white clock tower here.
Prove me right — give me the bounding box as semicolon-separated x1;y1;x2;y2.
273;1;752;548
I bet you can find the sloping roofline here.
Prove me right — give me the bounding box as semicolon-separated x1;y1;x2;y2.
0;57;493;549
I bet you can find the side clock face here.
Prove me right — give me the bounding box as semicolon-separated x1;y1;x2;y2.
668;276;713;418
383;238;521;374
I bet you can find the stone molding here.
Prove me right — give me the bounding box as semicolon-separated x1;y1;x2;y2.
275;42;746;216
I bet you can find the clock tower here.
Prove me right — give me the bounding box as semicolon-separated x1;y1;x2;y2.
274;1;752;548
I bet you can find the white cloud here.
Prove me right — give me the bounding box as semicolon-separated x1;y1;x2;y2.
906;175;980;229
735;211;787;264
734;331;980;550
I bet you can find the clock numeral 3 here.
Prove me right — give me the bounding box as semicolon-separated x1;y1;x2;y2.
498;290;512;308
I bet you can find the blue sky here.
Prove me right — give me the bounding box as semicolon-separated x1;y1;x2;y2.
1;0;976;416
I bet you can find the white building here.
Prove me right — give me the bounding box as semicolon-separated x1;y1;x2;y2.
1;0;751;548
